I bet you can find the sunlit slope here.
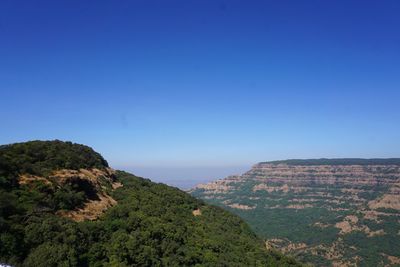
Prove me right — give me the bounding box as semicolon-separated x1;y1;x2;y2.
191;159;400;266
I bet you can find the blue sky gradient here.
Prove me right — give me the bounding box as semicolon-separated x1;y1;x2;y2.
1;1;399;185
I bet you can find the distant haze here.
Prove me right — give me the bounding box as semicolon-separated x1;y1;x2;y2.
117;165;250;190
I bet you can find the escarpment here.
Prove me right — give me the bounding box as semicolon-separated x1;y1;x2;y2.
191;159;400;267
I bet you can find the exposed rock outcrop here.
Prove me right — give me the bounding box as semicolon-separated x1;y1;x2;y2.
19;168;122;221
190;159;400;266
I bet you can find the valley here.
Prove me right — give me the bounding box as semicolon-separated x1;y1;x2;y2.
190;159;400;266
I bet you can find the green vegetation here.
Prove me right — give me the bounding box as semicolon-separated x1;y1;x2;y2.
0;140;300;267
191;162;400;266
0;140;108;178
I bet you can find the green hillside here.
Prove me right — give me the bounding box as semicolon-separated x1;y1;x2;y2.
0;141;300;267
0;140;108;177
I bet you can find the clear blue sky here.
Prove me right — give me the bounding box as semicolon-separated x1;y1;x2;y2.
1;1;399;185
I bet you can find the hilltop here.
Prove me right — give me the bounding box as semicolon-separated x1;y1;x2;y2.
191;159;400;266
0;141;299;267
260;158;400;166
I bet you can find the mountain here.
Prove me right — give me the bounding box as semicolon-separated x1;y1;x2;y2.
190;159;400;267
0;141;300;267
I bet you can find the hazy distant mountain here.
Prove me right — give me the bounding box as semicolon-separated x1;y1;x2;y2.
190;159;400;266
0;141;299;267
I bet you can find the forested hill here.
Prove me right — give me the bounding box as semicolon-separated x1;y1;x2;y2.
0;140;108;178
0;140;299;267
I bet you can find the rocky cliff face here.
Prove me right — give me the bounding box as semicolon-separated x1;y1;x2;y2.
190;160;400;267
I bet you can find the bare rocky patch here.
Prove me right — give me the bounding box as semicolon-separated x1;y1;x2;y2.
18;168;122;221
19;174;52;185
286;204;314;209
57;194;117;222
192;208;202;216
369;194;400;211
229;203;255;210
385;254;400;265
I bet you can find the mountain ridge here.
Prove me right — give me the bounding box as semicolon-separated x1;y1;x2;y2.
0;140;300;267
257;158;400;166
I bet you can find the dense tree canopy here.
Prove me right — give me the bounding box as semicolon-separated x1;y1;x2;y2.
0;140;108;177
0;141;300;267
